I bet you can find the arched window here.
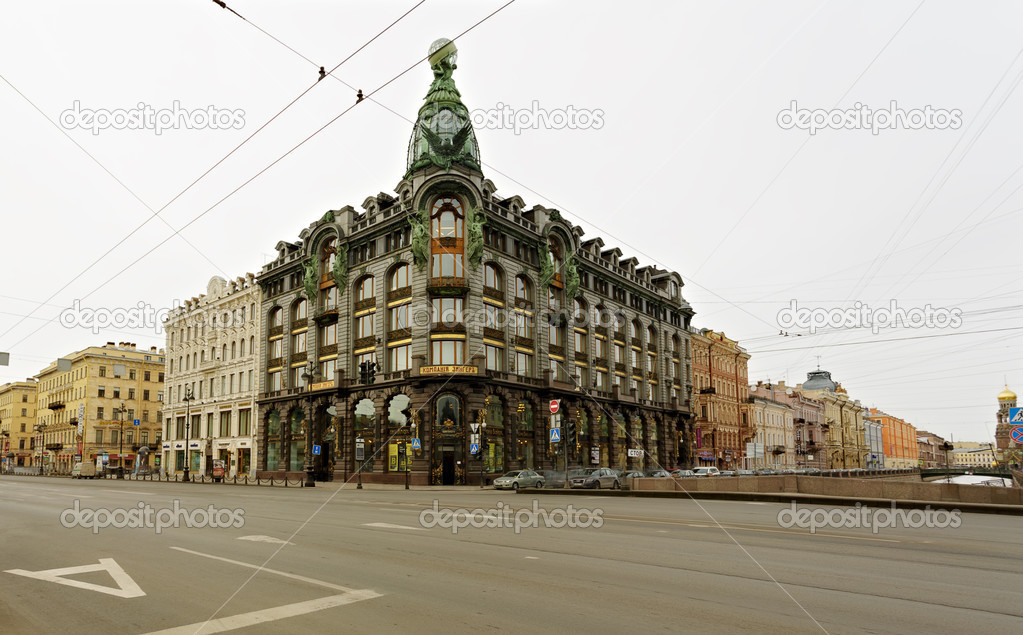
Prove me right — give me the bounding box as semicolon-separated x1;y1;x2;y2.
390;263;410;291
484;263;502;291
292;299;307;321
630;319;641;340
356;276;375;303
268;307;283;329
648;325;657;347
321;237;337;279
430;197;464;279
515;275;532;305
549;235;564;283
574;297;587;324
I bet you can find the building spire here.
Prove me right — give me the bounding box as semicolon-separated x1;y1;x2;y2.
406;38;481;177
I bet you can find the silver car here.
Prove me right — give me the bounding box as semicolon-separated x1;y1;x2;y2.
569;467;620;489
492;470;545;490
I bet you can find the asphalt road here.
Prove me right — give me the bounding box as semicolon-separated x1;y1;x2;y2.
0;475;1020;634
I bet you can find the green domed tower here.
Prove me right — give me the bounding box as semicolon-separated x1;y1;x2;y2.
406;38;481;177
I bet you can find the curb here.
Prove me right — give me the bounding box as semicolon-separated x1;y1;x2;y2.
515;487;1023;515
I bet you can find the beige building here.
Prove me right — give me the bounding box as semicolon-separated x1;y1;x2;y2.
34;343;165;474
795;369;867;469
163;274;261;478
0;380;39;469
952;447;997;468
691;329;751;469
748;391;794;470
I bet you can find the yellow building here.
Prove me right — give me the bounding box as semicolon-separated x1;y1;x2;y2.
952;447;997;468
34;342;166;474
0;380;39;469
796;370;867;468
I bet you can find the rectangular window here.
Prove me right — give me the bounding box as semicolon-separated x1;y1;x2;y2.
220;411;232;437
483;304;501;330
615;344;625;364
98;386;105;398
431;340;465;365
355;314;376;339
389;305;409;331
97;406;105;420
144;371;151;382
514;351;534;377
595;337;607;359
113;387;121;399
207;413;215;438
320;357;338;381
513;312;533;339
595;370;608;391
318;322;338;347
549;358;568;381
238;409;251;436
289;366;307;390
143;389;150;401
269;338;284;359
549;325;565;347
389;345;411;372
95;430;103;444
431;298;464;325
485;345;504;371
129;388;136;400
574;331;586;354
268;370;283;392
431;253;464;278
291;332;307;354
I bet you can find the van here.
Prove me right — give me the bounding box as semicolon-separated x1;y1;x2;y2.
693;467;720;477
71;462;97;479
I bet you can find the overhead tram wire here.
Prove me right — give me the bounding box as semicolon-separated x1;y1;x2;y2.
0;0;427;346
749;325;1023;355
2;0;519;355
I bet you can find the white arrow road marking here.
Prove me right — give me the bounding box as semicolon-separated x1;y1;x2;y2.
144;590;381;634
5;558;144;598
362;522;426;531
237;535;294;545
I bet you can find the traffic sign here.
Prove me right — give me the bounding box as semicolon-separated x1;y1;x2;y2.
470;443;480;454
1010;407;1023;423
1011;426;1023;444
627;448;643;457
550;428;561;443
410;438;421;450
313;445;321;456
549;399;560;414
470;422;480;433
133;419;140;427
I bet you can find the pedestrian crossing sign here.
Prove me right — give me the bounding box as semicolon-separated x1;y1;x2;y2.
550;428;561;443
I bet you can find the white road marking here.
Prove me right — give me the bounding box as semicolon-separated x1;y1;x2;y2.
524;556;539;560
5;558;144;598
656;530;669;533
362;522;426;531
169;547;357;592
237;535;294;546
143;590;382;635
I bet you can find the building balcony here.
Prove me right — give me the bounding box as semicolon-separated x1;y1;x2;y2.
389;328;413;341
389;286;413;302
700;387;716;395
483;286;503;302
48;401;65;411
483;326;503;341
354;298;376;312
314;309;339;325
353;336;376;350
427;277;468;293
291;351;310;363
771;445;786;455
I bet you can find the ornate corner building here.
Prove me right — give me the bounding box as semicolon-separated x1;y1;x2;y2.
254;39;696;485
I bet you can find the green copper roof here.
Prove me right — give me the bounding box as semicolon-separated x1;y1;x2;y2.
406;38;481;177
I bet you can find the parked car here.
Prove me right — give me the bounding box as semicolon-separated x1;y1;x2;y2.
492;470;545;490
671;469;696;478
755;468;776;476
569;467;620;489
644;469;671;478
693;467;720;477
735;470;755;476
536;470;566;488
622;470;645;480
719;470;737;477
70;462;96;479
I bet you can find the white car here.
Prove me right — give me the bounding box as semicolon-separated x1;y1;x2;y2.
693;467;720;477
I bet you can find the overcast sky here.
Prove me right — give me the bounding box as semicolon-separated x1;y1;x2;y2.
1;1;1020;443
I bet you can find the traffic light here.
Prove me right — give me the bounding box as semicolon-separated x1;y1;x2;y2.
567;419;577;448
367;361;376;384
358;361;368;384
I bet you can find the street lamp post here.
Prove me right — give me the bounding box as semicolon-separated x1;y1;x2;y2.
0;430;8;474
302;361;318;488
406;421;417;490
33;423;47;475
115;401;127;479
479;421;487;489
182;386;194;482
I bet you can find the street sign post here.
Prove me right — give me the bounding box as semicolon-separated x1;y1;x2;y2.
549;399;560;414
550;428;561;443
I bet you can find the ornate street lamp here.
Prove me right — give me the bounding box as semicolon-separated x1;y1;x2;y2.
114;401;127;479
182;386;194;482
302;361;319;488
33;423;47;475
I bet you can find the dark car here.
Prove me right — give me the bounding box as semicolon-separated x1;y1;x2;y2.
569;467;620;489
644;469;671;478
536;470;566;488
